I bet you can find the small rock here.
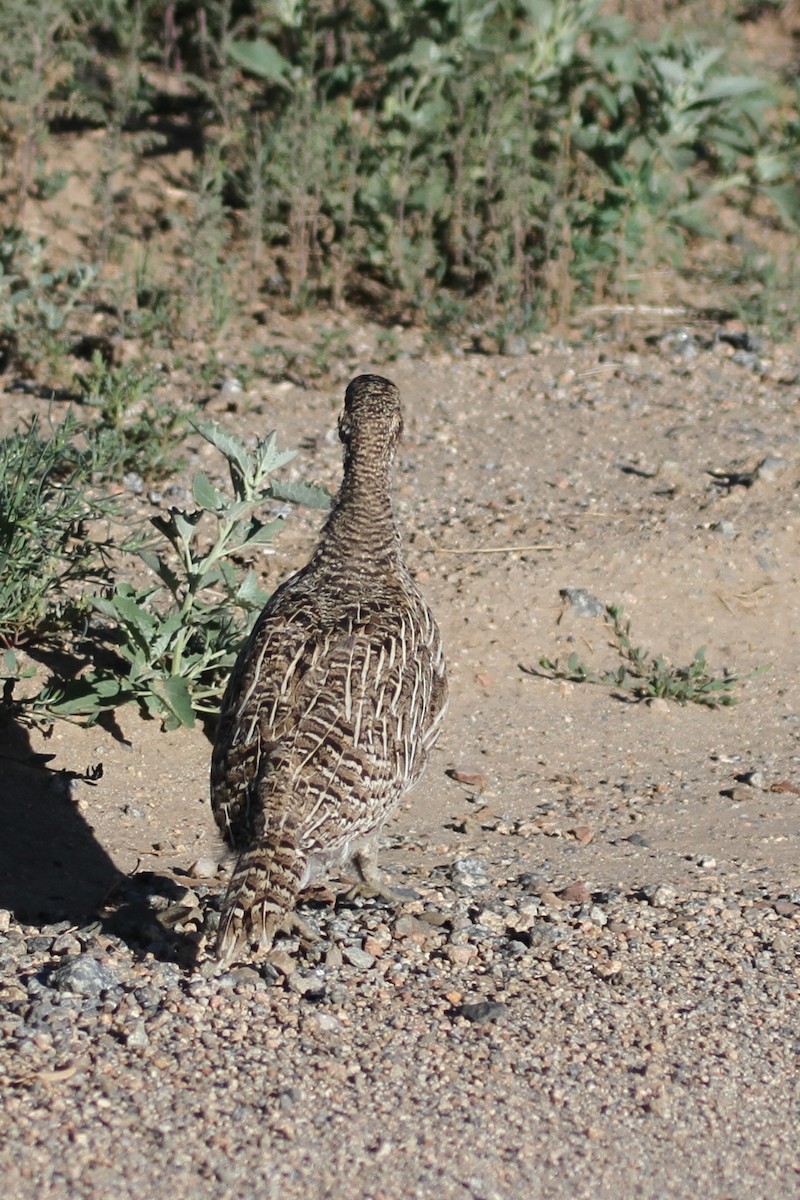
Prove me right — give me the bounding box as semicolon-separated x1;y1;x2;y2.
570;825;594;845
449;858;490;888
696;855;716;870
265;949;296;977
0;909;11;933
230;966;262;987
287;970;326;999
559;880;590;905
50;955;118;998
123;472;144;495
648;697;671;715
221;377;243;395
713;519;737;538
625;833;651;847
502;333;528;357
559;588;605;618
342;946;375;970
649;884;677;909
51;933;82;955
393;915;433;944
452;1001;508;1025
362;937;385;958
310;1012;340;1033
444;945;475;966
125;1020;149;1048
188;858;219;879
659;328;697;358
731;350;762;371
448;769;487;790
741;769;767;791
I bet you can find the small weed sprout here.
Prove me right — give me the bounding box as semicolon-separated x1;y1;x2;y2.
534;604;760;707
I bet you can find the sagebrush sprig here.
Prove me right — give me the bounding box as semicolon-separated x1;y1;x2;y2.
532;604;761;707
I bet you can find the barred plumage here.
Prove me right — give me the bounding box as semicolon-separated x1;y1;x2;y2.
210;375;448;964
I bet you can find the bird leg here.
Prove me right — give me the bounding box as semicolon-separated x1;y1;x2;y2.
339;846;406;908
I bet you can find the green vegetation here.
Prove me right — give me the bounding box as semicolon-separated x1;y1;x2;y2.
77;352;186;481
535;604;760;707
0;0;796;372
1;417;330;730
0;413;117;647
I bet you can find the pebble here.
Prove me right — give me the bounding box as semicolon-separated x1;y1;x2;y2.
559;587;605;618
452;1001;508;1025
1;853;797;1197
649;884;677;909
342;947;375;970
502;333;528;357
188;857;219;878
755;455;787;483
49;955;119;997
449;857;491;888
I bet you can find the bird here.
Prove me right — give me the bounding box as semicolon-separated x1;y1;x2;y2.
210;374;448;964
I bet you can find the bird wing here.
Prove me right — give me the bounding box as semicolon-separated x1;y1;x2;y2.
211;595;445;853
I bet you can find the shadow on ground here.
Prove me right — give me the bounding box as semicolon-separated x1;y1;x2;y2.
0;717;122;924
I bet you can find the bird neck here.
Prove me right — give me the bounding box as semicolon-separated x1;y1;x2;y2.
318;456;402;569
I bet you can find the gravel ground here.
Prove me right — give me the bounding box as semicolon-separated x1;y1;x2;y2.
1;860;799;1200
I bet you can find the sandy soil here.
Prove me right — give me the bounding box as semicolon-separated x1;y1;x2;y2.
2;321;799;1199
5;323;799;917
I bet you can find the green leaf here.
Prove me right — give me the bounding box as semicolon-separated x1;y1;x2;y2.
157;676;196;729
138;549;182;597
192;471;224;512
764;183;800;228
241;517;286;546
228;39;292;88
692;75;767;106
110;592;158;642
269;478;332;510
254;431;297;476
235;569;268;609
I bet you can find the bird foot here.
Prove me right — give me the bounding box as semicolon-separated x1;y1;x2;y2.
274;909;320;947
339;878;406;908
338;848;409;909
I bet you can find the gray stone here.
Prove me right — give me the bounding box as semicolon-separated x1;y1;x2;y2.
342;946;375;970
560;587;605;618
49;955;118;998
452;1000;508;1025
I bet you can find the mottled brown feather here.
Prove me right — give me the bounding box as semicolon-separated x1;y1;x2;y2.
210;375;447;963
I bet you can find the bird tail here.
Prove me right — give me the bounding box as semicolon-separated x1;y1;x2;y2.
215;817;306;965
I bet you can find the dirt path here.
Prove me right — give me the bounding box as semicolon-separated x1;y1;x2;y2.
2;330;799;1198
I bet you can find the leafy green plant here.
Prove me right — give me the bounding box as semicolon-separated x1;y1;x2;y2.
78;352;185;481
0;0;93;213
1;0;797;338
0;229;98;374
535;604;751;707
0;413;118;647
5;420;331;731
220;0;796;320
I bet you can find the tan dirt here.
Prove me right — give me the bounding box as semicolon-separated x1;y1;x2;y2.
2;321;799;1200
